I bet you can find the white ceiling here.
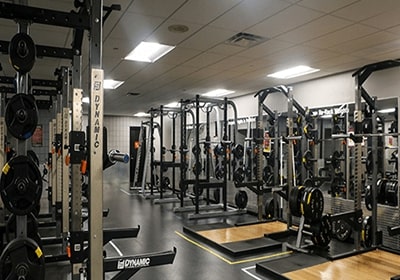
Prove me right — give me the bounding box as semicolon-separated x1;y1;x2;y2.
1;0;400;115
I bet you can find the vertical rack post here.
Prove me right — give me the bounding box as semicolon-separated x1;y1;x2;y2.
160;106;164;198
70;53;83;279
180;101;187;208
88;0;104;278
256;95;264;221
195;96;200;214
353;74;363;251
223;98;228;212
287;88;294;228
60;67;70;250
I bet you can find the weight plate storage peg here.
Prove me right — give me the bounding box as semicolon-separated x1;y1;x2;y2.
9;33;36;74
5;94;39;140
214;144;225;157
0;155;43;216
0;237;45;280
301;187;324;223
235;190;248;209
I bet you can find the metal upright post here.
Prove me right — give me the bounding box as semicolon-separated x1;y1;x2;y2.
180;101;187;208
150;112;155;196
88;0;104;279
353;75;363;251
371;110;378;246
60;67;70;244
195;96;200;214
287;89;294;228
56;94;63;238
70;54;83;279
160;106;164;199
257;95;264;220
223;98;228;212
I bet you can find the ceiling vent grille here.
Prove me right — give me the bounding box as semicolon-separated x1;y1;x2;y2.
225;32;267;48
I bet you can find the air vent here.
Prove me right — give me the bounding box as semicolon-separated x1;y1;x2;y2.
225;32;268;48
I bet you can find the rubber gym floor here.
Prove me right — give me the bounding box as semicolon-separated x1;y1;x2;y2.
43;174;400;280
44;175;278;280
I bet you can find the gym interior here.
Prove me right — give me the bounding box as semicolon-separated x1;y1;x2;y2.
1;0;400;279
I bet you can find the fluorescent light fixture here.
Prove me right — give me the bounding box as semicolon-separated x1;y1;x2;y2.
125;42;175;63
267;65;320;79
104;79;124;89
165;102;180;108
82;97;90;104
201;89;235;97
134;112;150;117
377;108;396;114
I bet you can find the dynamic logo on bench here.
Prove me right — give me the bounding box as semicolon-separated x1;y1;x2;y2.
117;258;151;269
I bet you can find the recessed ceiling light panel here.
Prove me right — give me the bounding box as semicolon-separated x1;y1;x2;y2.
201;89;235;97
267;65;320;79
104;79;124;89
125;42;175;63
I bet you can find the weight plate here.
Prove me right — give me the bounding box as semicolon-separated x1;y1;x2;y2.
377;178;387;204
9;33;36;74
361;216;372;248
385;180;398;206
0;155;43;215
214;144;225;156
215;164;224;180
160;176;170;192
235;190;248;209
233;167;245;184
333;219;352;241
301;187;324;223
263;165;273;185
289;186;305;217
232;144;244;159
302;150;313;171
311;215;332;247
365;185;372;211
0;237;45;280
265;198;276;219
192;161;202;176
5;94;38;140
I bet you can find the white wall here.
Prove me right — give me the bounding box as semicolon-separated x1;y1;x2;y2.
233;67;400;113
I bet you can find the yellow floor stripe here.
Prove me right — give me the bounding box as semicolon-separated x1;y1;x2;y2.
175;231;292;265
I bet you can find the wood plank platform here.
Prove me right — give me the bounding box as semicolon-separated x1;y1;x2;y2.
197;221;287;244
284;249;400;280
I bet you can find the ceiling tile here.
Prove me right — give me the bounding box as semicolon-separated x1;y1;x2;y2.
156;47;201;66
351;39;400;58
128;0;187;17
207;56;253;72
387;25;400;35
276;15;352;44
183;52;226;68
333;0;400;22
171;0;242;25
108;60;148;81
108;12;164;43
361;10;400;30
208;44;244;56
179;26;236;51
246;5;323;38
328;31;396;54
297;0;359;13
305;24;378;49
210;0;290;32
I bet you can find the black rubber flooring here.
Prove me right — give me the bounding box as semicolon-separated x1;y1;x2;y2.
256;252;328;280
43;175;279;280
